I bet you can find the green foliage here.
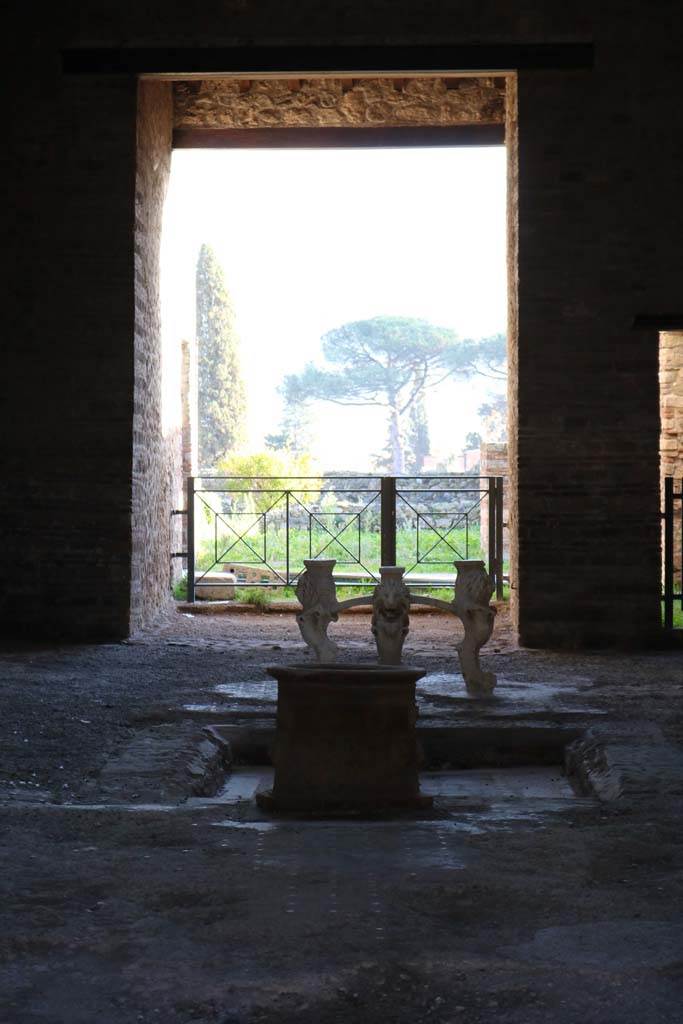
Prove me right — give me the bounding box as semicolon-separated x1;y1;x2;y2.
196;244;247;470
214;449;314;513
662;601;683;629
239;587;271;610
173;575;188;601
283;317;506;475
461;333;507;380
464;431;482;450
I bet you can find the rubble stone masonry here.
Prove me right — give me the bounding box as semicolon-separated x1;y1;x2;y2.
131;81;180;628
174;76;504;129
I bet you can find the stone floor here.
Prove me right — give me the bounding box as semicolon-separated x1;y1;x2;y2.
1;606;682;1023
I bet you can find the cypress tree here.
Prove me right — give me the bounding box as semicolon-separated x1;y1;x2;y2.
196;244;247;470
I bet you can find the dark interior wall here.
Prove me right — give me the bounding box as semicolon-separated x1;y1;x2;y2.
2;2;682;644
2;44;138;639
514;63;661;645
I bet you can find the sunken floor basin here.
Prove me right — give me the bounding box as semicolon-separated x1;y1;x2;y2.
257;663;433;813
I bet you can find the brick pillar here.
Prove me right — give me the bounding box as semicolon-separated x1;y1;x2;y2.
514;67;661;648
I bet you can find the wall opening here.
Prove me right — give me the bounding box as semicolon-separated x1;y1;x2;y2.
143;74;514;607
660;331;683;627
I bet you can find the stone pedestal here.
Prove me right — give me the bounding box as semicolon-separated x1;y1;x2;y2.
258;664;432;813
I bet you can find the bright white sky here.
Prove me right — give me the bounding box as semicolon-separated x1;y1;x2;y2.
161;146;507;471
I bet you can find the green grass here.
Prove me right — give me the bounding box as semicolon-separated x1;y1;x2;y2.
240;587;272;611
194;524;485;577
173;575;511;606
175;518;507;608
662;600;683;628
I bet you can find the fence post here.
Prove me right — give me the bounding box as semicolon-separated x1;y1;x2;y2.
664;476;674;629
487;477;496;589
679;478;683;617
381;477;397;566
186;476;195;603
495;476;504;599
285;490;290;587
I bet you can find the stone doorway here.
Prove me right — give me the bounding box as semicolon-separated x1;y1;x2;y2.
130;55;664;649
660;331;683;626
146;73;514;623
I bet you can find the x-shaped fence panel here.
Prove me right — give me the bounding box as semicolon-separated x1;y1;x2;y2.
396;482;488;578
185;475;503;600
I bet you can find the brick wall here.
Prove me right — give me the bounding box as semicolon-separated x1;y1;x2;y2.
1;66;139;639
513;57;662;647
3;2;682;646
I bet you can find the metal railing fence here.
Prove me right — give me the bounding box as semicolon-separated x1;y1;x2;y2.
183;474;504;601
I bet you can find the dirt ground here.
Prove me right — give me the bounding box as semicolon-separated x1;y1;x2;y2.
1;605;682;1024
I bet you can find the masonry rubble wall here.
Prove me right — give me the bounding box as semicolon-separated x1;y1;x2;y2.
2;2;681;644
174;76;505;129
131;80;180;626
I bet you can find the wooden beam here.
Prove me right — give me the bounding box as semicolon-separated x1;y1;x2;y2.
172;124;505;149
61;43;594;76
633;315;683;331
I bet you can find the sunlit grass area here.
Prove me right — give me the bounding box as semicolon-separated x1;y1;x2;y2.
662;601;683;629
194;524;484;578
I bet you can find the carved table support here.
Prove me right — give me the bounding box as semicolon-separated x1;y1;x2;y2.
452;560;497;697
372;566;411;665
295;559;340;662
293;559;497;696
